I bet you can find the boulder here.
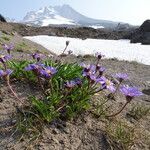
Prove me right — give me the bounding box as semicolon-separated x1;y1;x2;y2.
140;20;150;32
0;14;6;22
130;20;150;45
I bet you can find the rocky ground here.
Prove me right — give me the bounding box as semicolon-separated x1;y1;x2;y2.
0;23;150;150
0;22;133;40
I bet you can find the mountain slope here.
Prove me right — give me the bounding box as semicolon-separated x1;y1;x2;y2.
22;5;119;28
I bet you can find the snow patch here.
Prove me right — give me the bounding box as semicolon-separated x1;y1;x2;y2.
42;15;75;26
89;25;104;29
24;35;150;65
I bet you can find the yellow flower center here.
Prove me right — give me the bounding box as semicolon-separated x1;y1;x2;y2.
46;70;51;74
0;55;4;58
106;80;111;86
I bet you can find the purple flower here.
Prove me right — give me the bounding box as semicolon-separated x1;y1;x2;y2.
95;52;105;59
89;75;97;84
31;53;44;62
65;80;76;88
120;85;143;102
114;73;128;82
40;66;57;78
97;76;116;92
25;63;45;75
3;43;14;54
0;55;11;63
0;69;13;77
82;64;96;77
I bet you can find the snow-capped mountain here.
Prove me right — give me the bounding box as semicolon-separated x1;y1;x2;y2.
22;5;119;28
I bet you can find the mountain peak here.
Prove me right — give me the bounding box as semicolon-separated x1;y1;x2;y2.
22;5;119;28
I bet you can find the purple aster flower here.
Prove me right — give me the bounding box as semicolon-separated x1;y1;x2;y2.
25;63;45;75
114;73;128;82
82;64;96;77
97;76;116;92
95;52;105;59
0;69;13;77
40;66;57;78
3;43;14;54
120;85;143;102
31;53;44;62
65;80;76;89
0;54;11;63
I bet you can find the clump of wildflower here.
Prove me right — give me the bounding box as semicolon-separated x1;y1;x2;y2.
40;66;57;78
120;85;143;102
3;43;14;54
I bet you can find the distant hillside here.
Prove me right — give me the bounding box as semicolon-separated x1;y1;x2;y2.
1;21;135;41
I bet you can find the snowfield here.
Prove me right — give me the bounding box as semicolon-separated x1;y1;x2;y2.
41;15;76;26
24;35;150;65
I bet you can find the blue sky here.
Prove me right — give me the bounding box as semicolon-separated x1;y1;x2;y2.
0;0;150;25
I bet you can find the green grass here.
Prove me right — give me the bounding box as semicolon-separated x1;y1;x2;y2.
1;35;10;41
15;42;28;52
106;121;135;150
127;104;150;120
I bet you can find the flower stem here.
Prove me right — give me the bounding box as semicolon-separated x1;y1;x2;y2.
96;59;100;66
114;81;122;95
6;76;23;104
2;62;7;70
106;101;129;117
62;45;68;54
37;76;44;91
